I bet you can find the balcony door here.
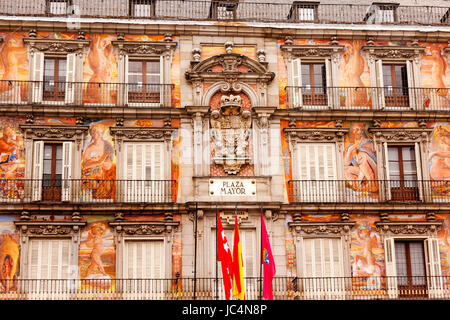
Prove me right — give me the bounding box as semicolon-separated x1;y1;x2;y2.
382;64;409;108
43;57;67;102
123;239;164;297
127;59;162;106
301;62;327;107
294;143;337;202
386;145;420;201
32;141;73;202
124;143;165;202
395;241;427;298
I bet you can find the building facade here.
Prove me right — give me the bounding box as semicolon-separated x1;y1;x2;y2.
0;0;448;300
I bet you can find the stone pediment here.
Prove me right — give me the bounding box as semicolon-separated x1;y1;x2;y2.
185;52;274;84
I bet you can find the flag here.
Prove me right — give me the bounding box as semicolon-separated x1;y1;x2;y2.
261;213;276;300
232;214;245;300
217;209;233;300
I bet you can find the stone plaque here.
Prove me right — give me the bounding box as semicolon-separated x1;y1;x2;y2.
209;179;256;197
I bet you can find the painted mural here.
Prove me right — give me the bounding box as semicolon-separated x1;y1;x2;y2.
0;216;19;292
350;214;384;289
343;122;378;199
284;214;296;280
429;123;450;196
79;216;115;289
0;117;25;201
81;120;116;201
437;214;450;287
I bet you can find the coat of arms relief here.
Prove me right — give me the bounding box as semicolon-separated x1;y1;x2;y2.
210;94;251;175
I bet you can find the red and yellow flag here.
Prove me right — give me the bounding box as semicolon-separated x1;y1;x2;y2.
232;214;245;300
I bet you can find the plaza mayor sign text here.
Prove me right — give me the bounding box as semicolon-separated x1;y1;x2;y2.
209;179;256;197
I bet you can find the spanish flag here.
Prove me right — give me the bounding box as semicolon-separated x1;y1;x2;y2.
232;214;245;300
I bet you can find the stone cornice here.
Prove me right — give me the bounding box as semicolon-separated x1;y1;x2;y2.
110;126;176;152
111;40;177;57
289;221;355;235
23;37;91;54
284;126;349;143
280;44;344;61
15;221;87;236
375;221;442;236
362;45;426;60
368;126;433;142
19;124;89;150
109;220;179;235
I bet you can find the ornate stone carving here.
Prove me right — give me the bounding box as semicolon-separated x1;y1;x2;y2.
280;44;344;62
15;221;86;237
376;222;442;236
112;40;177;58
110;221;179;236
210;95;251;174
289;222;355;236
284;127;349;144
110;126;176;152
24;38;91;55
362;45;425;60
20;124;89;151
368;127;432;142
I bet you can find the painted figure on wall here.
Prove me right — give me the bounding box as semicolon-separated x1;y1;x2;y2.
351;219;384;288
0;119;25;200
438;215;450;286
79;219;115;289
344;123;378;194
340;41;370;108
0;217;19;292
81;121;116;200
84;34;117;104
421;44;449;109
429;124;450;195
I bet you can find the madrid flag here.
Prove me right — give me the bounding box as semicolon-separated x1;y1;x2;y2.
261;213;276;300
217;209;233;300
232;214;245;300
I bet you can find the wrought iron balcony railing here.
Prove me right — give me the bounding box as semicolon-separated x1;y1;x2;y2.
285;86;450;111
0;81;174;107
0;1;448;26
0;276;449;300
288;180;450;203
0;179;177;203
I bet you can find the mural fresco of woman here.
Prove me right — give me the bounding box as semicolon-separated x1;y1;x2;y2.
340;41;370;108
0;234;19;292
344;123;378;193
421;45;449;109
429;125;450;195
82;123;116;200
0;33;27;102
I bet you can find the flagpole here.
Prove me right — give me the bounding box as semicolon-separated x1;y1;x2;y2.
259;204;263;300
215;204;218;300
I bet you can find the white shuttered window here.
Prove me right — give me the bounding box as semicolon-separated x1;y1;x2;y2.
124;142;164;202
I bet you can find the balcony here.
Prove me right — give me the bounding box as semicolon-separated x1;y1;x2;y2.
0;179;177;204
285;86;450;111
0;1;448;26
288;180;450;203
0;276;448;300
0;81;174;107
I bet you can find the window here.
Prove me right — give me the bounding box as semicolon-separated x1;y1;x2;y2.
32;141;73;202
129;0;156;18
395;241;427;298
289;58;332;109
301;63;327;106
46;0;72;15
385;144;421;201
123;240;164;295
383;236;443;299
209;1;238;20
364;2;398;24
382;64;409;108
302;237;344;298
27;239;72;294
288;1;319;22
295;143;337;202
43;57;66;102
124;143;164;202
127;60;161;104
